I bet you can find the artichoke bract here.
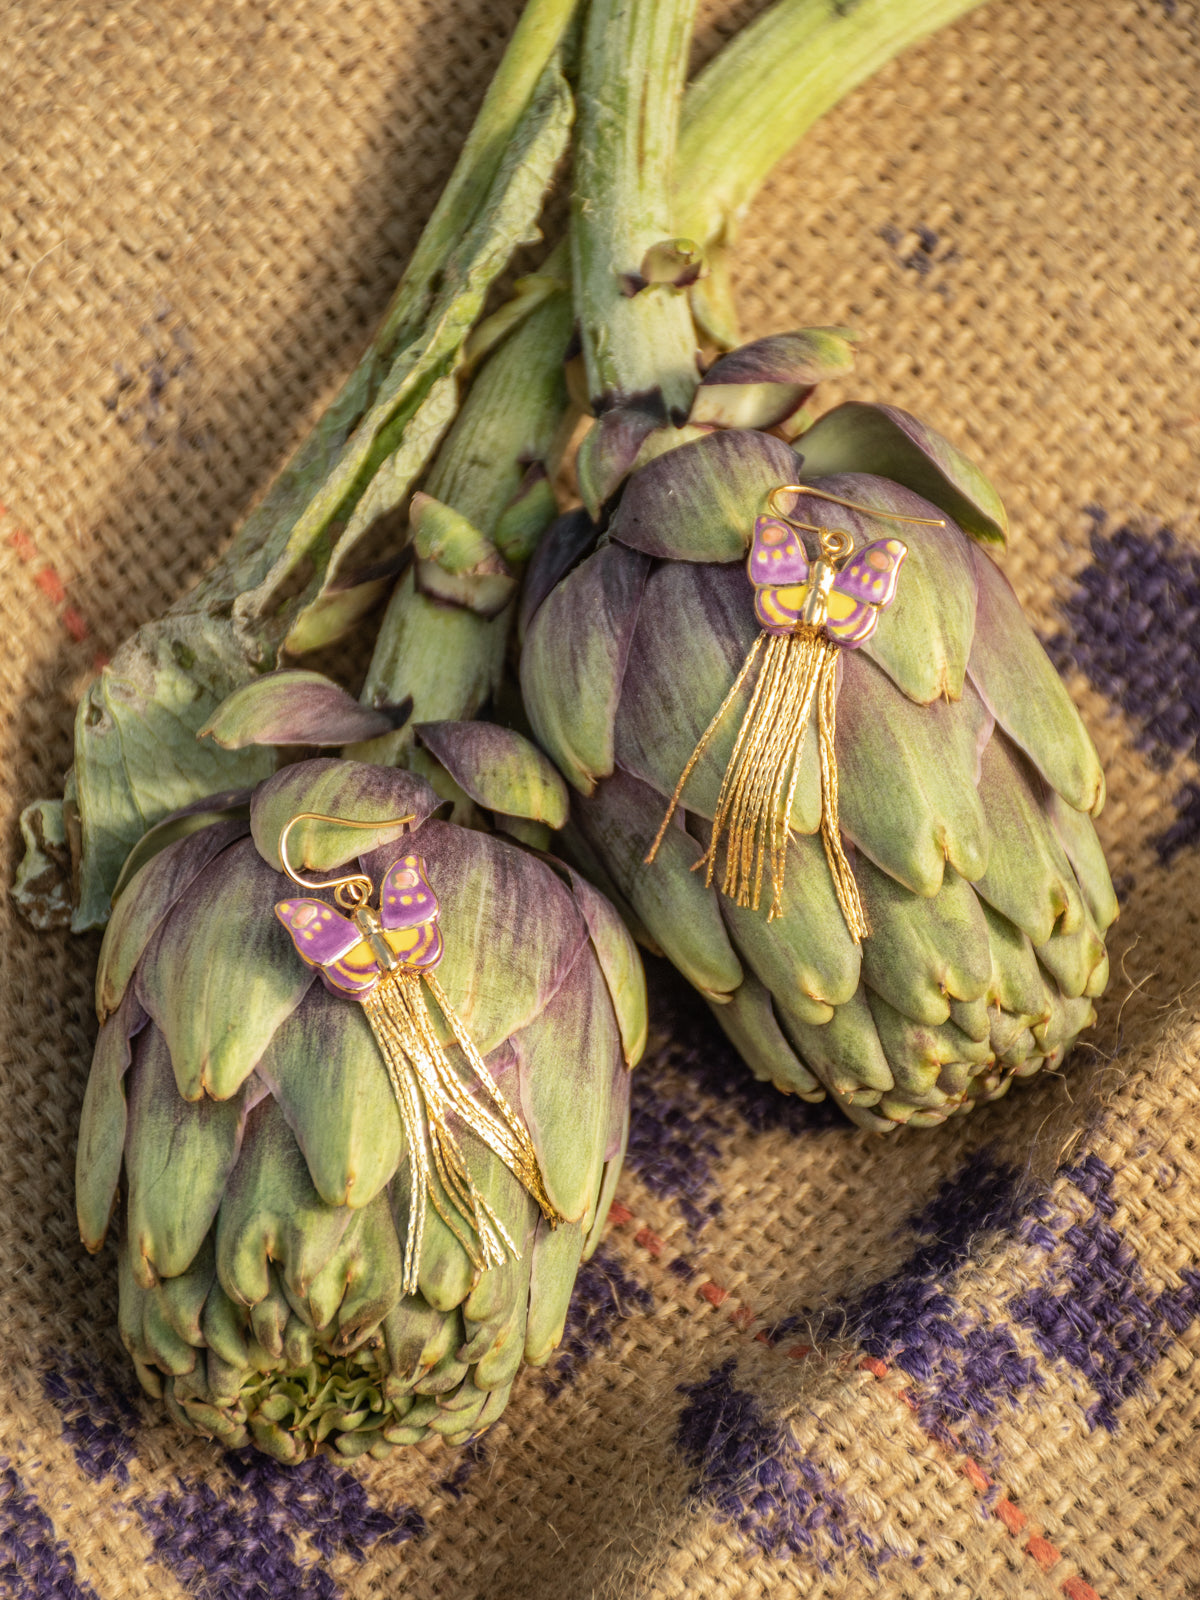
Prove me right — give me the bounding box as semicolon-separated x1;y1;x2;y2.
77;757;640;1460
520;365;1117;1131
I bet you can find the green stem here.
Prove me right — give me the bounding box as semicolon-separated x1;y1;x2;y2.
570;0;700;415
675;0;984;249
375;0;580;357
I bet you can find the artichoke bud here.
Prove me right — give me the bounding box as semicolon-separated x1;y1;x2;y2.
79;751;641;1456
521;348;1115;1129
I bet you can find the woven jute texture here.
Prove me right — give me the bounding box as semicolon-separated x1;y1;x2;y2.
2;0;1199;1596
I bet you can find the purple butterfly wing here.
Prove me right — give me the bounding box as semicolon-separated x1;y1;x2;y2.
748;515;810;588
831;537;908;605
275;898;380;996
379;855;440;930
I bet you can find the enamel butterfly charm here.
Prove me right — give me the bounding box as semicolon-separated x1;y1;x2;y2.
647;485;943;932
275;817;560;1295
275;854;443;997
748;514;907;645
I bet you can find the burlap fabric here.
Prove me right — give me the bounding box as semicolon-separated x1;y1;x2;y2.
2;0;1198;1595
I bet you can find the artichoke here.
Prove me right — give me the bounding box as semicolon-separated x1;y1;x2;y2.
76;753;641;1460
520;362;1117;1130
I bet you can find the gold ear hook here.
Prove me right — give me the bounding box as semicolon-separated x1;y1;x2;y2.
278;811;416;910
767;484;947;529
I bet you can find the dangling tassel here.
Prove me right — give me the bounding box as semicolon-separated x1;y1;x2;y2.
363;970;560;1294
645;624;868;940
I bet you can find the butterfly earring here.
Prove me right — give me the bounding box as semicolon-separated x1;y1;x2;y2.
275;813;561;1294
646;485;945;935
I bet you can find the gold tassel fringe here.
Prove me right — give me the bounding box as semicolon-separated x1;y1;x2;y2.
646;626;868;940
364;970;560;1295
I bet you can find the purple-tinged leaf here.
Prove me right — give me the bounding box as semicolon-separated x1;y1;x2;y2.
690;328;857;430
135;836;315;1102
609;428;798;562
576;405;663;519
416;722;569;828
561;865;647;1067
518;509;597;641
77;987;147;1252
521;543;649;795
795;403;1008;547
97;818;249;1022
200;670;408;749
360;820;590;1058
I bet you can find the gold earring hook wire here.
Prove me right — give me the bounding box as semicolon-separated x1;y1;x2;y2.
278;811;416;910
766;483;947;529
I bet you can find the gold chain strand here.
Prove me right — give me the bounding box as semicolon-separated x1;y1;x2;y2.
362;966;544;1295
817;652;869;940
644;632;765;869
644;621;867;940
424;970;560;1220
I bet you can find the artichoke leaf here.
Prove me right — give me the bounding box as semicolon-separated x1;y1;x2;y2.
794;402;1008;547
711;821;861;1019
969;546;1105;816
77;987;147;1252
561;865;649;1068
200;671;407;750
575;769;743;1000
250;758;439;875
837;656;993;896
255;986;403;1210
511;949;617;1222
97;819;249;1022
416;721;569;828
972;733;1087;948
776;986;894;1098
857;858;993;1026
305;1189;407;1347
135;837;314;1102
704;974;824;1099
215;1098;354;1308
521;542;650;795
609;427;798;562
524;1218;586;1366
125;1025;257;1287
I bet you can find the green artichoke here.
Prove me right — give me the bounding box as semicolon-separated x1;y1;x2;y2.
520;350;1116;1130
77;753;641;1460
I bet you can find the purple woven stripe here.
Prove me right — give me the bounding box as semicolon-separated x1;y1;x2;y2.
676;1361;897;1576
41;1359;140;1488
0;1460;100;1600
543;1246;653;1399
1046;512;1200;861
140;1454;423;1600
42;1352;424;1591
1012;1154;1200;1431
